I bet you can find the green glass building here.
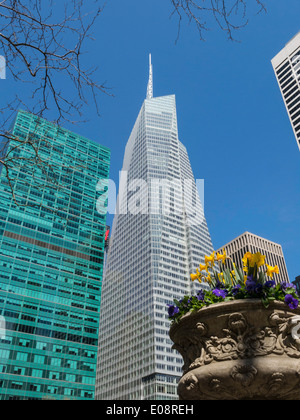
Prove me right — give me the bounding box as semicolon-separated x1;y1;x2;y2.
0;110;110;400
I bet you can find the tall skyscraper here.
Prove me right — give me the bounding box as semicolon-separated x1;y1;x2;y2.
0;110;110;400
216;231;290;284
95;57;215;400
271;31;300;151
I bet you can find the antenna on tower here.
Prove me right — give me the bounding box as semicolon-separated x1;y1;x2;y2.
147;54;153;99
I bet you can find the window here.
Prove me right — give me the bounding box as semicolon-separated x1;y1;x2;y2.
64;388;75;397
66;360;77;369
36;342;47;351
0;364;7;373
47;386;58;395
16;352;28;362
29;384;41;392
13;367;25;375
19;338;31;348
49;372;59;380
34;355;45;364
50;358;61;367
31;369;43;378
81;376;94;385
11;382;23;390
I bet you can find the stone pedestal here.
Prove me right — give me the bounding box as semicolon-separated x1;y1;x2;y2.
169;299;300;400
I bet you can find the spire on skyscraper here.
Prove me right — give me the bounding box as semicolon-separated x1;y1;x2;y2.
146;53;153;99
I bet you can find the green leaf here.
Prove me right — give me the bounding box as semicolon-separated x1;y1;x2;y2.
286;287;297;295
261;296;270;308
258;270;266;284
233;263;244;284
223;268;232;287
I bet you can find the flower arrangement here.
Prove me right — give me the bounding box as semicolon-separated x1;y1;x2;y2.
168;250;299;322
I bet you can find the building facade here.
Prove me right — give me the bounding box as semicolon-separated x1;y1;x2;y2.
0;110;110;400
95;62;215;400
293;276;300;294
216;231;290;284
271;31;300;151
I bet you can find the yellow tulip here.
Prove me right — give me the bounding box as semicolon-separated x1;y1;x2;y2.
252;252;266;268
242;251;265;268
205;252;215;268
266;264;279;279
191;268;204;282
206;274;212;284
217;273;226;284
217;250;227;265
199;263;208;272
190;273;198;282
242;252;253;267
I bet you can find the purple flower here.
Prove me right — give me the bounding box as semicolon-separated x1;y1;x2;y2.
232;284;242;296
246;277;263;295
284;294;299;310
196;290;205;301
265;280;276;288
212;288;227;299
281;282;296;291
168;305;179;317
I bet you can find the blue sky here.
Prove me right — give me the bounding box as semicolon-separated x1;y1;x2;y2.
1;0;300;281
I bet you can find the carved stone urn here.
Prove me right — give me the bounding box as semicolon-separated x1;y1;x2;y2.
169;299;300;400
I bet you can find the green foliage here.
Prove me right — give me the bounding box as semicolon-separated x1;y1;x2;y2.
168;281;299;323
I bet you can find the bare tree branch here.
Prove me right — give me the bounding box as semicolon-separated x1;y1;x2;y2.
0;1;109;216
0;0;110;125
170;0;267;42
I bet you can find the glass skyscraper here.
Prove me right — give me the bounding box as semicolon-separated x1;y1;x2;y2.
96;60;215;400
0;110;110;400
272;31;300;151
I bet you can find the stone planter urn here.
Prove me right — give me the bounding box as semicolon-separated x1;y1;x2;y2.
169;299;300;400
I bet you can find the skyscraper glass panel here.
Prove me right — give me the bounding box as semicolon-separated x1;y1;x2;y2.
0;110;110;400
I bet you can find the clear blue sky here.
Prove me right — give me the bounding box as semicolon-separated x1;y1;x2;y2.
1;0;300;281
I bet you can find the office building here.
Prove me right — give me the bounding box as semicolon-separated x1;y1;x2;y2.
216;231;290;284
95;57;215;400
293;276;300;294
271;31;300;151
0;110;110;400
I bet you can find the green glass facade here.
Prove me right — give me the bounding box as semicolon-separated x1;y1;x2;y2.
0;110;110;400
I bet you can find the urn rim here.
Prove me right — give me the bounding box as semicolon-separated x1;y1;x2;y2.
169;298;300;338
